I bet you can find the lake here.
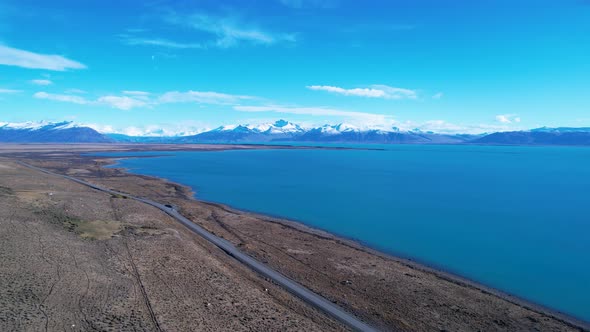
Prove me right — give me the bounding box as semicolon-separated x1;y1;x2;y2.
97;144;590;321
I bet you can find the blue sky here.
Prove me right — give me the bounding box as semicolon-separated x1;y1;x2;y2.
1;0;589;135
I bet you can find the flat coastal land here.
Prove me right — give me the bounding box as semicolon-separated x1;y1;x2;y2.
0;144;587;332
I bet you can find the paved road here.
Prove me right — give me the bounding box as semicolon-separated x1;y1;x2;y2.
17;161;380;332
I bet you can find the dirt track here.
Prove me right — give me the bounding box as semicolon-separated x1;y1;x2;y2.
16;160;377;332
0;159;342;331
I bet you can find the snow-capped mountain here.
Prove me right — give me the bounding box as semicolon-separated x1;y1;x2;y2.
249;119;306;134
0;121;82;131
3;119;590;145
315;123;359;135
176;120;475;144
177;120;306;143
0;121;112;143
294;125;470;144
209;120;304;134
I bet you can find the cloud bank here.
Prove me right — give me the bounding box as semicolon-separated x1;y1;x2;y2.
158;90;254;105
34;92;147;110
34;92;87;104
307;84;417;99
32;90;254;110
30;79;53;86
121;36;204;49
0;45;86;71
0;88;22;94
163;13;296;49
496;114;521;124
233;104;394;128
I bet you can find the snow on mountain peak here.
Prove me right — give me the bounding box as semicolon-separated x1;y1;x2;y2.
0;120;79;131
333;123;358;132
213;124;239;131
1;119;410;137
317;123;360;135
52;121;80;130
237;120;304;134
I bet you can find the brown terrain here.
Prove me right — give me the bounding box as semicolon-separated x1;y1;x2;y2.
0;144;587;332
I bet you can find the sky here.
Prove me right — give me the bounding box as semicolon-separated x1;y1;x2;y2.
0;0;589;135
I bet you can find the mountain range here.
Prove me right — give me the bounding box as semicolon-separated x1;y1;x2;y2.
1;120;590;146
0;121;112;143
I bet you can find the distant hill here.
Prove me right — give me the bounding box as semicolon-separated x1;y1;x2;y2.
292;125;475;144
472;129;590;146
0;121;112;143
531;127;590;133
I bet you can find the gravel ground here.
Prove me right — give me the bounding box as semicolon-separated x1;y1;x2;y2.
0;159;342;331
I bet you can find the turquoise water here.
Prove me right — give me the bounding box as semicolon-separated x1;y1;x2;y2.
98;145;590;321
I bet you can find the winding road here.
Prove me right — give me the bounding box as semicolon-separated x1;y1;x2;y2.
17;161;380;332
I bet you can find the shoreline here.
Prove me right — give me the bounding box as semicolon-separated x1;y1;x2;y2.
202;200;589;328
102;152;590;330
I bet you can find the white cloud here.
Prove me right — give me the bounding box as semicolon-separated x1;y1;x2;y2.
122;90;151;101
97;96;148;110
233;104;393;128
30;79;53;86
0;88;21;94
307;84;418;99
0;45;86;71
122;36;204;49
164;13;296;48
123;90;150;96
114;126;146;136
495;114;521;124
34;92;148;110
34;91;88;104
159;90;253;105
432;92;444;99
371;85;418;99
307;86;385;98
32;89;253;110
84;123;116;134
496;115;510;123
